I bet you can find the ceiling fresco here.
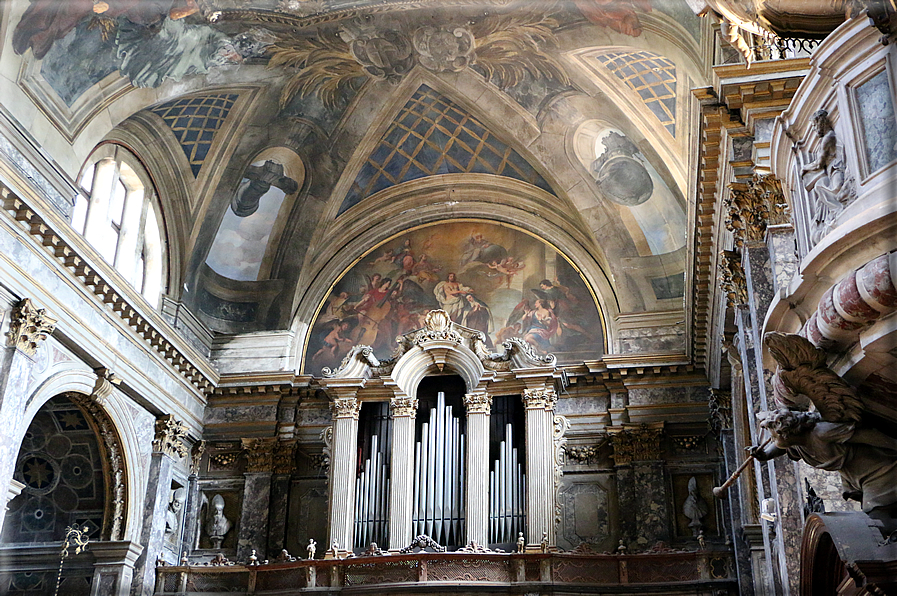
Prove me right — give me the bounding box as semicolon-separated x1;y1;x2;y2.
303;220;605;374
7;0;703;338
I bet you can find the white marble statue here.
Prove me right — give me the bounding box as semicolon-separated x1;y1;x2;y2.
207;494;231;549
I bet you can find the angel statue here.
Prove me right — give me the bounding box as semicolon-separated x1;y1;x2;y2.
748;333;897;517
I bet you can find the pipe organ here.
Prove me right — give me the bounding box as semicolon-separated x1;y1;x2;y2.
412;392;465;547
354;403;391;550
489;422;525;545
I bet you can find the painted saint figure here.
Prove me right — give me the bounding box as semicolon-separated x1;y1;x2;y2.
433;273;471;323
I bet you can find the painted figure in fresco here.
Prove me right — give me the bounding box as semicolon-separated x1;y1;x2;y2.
434;273;472;323
520;299;559;352
537;279;593;340
311;319;356;366
571;0;652;37
462;294;493;349
485;256;525;288
412;254;442;284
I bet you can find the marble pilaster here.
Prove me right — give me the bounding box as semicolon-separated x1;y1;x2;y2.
463;392;491;547
267;440;297;555
324;390;362;556
388;396;418;550
90;541;143;596
522;387;557;550
131;452;175;596
237;437;276;561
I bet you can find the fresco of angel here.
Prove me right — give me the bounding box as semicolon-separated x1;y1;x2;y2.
748;332;897;516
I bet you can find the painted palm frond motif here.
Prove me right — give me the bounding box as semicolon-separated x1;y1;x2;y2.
267;32;365;110
470;10;570;89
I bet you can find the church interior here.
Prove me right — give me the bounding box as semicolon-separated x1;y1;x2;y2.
0;0;895;594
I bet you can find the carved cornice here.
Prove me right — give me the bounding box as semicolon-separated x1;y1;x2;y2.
1;184;215;390
390;396;419;417
242;437;277;473
6;298;56;356
273;440;298;475
718;250;748;308
153;415;189;458
68;392;126;540
608;423;664;465
523;387;558;411
463;392;492;414
330;397;361;420
726;174;788;245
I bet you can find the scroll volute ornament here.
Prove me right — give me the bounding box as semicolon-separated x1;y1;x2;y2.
6;298;57;356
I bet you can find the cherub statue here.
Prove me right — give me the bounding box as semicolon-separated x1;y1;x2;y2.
540;531;548;553
517;532;525;554
307;539;316;560
750;333;897;517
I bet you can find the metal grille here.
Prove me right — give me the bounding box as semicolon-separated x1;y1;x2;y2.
341;84;554;214
595;51;676;136
525;560;541;582
627;557;699;583
553;558;619;583
162;571;180;592
344;561;417;586
427;558;510;582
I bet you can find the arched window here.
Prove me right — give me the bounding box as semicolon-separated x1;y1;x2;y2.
72;146;165;307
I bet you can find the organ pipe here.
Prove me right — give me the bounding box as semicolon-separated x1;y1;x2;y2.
489;422;525;545
412;392;465;546
354;402;391;550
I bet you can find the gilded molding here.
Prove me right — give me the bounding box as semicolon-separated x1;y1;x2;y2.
153;414;189;459
330;397;361;419
6;298;56;356
608;423;664;465
462;392;492;414
522;387;558;410
390;396;419;417
718;250;748;308
242;437;277;473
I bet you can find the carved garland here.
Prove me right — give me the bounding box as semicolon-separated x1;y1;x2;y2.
67;392;127;541
725;174;787;246
718;250;748;308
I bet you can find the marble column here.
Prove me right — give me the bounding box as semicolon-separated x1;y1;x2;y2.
237;437;276;561
463;392;491;547
388;396;418;550
522;387;557;550
0;299;55;538
131;415;188;596
326;393;362;556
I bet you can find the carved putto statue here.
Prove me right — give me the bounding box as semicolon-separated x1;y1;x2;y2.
307;539;316;560
683;477;709;537
207;494;231;549
800;109;856;245
750;333;897;515
517;532;525;554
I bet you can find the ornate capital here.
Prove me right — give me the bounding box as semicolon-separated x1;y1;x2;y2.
463;392;492;414
390;396;419;417
6;298;57;356
273;440;298;475
522;387;558;411
608;423;664;465
718;250;747;308
708;389;733;432
242;437;277;473
153;415;188;458
330;397;361;420
725;174;786;246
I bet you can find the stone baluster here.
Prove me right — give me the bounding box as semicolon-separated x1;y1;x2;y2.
522;387;557;551
388;396;418;550
463;391;491;547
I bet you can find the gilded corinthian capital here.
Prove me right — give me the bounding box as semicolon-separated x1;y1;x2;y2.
463;392;492;414
523;387;558;410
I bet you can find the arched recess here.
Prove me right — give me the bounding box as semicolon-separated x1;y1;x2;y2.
16;368;140;542
291;176;619;357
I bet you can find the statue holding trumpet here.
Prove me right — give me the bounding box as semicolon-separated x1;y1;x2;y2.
714;333;897;519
